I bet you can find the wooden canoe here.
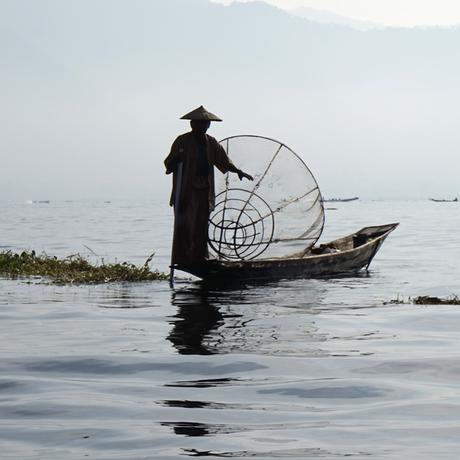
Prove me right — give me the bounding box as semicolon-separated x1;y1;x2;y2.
323;197;359;202
174;223;398;282
429;198;458;202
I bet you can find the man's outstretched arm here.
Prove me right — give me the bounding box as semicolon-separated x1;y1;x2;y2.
227;164;253;181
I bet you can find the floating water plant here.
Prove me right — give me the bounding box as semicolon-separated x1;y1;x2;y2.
385;295;460;305
412;295;460;305
0;250;168;284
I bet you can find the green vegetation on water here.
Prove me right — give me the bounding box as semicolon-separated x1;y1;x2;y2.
0;250;168;284
412;295;460;305
385;295;460;305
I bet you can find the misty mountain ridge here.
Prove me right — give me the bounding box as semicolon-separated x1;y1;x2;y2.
288;6;384;31
2;0;460;200
216;0;460;30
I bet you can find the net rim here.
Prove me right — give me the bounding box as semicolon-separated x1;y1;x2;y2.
213;134;326;258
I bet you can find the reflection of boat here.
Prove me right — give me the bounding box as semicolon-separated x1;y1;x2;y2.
175;223;398;282
429;198;458;202
323;197;359;202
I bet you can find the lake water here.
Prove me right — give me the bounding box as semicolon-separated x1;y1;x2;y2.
1;199;460;459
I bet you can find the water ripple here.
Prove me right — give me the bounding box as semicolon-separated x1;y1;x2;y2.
2;201;460;459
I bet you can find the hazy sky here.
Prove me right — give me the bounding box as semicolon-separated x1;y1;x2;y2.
212;0;460;27
2;0;460;202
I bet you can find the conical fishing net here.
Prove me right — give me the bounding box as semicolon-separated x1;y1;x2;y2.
209;135;324;260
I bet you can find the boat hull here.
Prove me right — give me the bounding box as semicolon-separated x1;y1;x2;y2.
174;223;398;282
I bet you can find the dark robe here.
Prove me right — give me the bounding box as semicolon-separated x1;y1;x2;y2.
164;132;235;266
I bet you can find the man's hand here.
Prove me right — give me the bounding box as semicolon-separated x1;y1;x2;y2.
237;170;254;181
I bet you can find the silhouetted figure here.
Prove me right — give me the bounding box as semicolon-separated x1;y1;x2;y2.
164;106;253;268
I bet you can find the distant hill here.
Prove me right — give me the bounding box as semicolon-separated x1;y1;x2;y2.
288;6;383;30
1;0;460;200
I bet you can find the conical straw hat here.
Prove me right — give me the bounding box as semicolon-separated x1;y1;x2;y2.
180;105;223;122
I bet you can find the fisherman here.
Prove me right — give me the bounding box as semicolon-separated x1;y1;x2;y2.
164;106;253;268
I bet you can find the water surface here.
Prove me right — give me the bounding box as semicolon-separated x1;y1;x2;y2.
1;199;460;459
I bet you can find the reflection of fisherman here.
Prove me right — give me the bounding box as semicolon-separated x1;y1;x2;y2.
164;106;253;267
168;287;224;355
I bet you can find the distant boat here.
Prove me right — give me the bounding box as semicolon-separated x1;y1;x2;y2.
323;197;359;202
429;198;458;202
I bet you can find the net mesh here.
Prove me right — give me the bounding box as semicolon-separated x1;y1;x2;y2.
209;135;324;260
